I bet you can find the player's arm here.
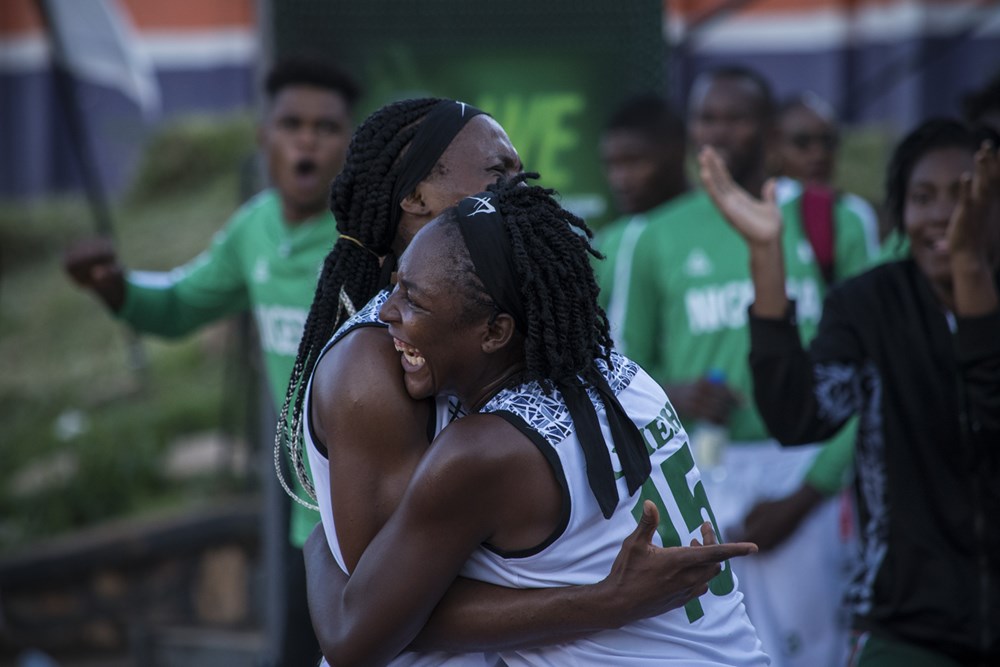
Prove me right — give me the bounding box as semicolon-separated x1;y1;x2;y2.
309;326;430;570
307;408;758;663
409;506;753;653
317;414;537;666
950;142;1000;431
701;145;862;444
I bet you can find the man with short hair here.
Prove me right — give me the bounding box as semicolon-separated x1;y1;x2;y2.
63;56;362;667
595;93;688;337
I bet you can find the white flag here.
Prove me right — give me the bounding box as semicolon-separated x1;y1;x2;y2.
43;0;161;118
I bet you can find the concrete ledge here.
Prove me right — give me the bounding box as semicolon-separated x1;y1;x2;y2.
0;496;265;664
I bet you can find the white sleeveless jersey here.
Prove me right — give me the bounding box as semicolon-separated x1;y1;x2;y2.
460;351;770;666
304;289;488;667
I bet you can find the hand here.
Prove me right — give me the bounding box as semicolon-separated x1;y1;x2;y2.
948;141;1000;266
730;484;824;552
63;237;126;311
665;379;740;425
602;500;757;624
699;146;782;247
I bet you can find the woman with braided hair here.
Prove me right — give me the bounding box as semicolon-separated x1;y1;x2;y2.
286;98;762;666
701;119;1000;665
306;174;767;666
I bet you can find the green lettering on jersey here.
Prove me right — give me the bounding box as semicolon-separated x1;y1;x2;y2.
631;478;703;622
640;403;683;453
661;444;735;596
631;440;736;623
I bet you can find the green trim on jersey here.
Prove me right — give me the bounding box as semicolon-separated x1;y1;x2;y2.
604;189;875;492
117;189;335;546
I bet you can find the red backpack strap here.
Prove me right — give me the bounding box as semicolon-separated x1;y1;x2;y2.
800;183;836;285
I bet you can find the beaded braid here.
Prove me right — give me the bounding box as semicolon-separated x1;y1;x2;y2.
443;174;613;392
275;97;445;508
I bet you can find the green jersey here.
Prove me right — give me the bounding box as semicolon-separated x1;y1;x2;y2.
593;212;654;335
118;189;334;546
600;189;874;490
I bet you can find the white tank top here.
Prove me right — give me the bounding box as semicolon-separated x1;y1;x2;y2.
460;352;770;666
304;289;489;667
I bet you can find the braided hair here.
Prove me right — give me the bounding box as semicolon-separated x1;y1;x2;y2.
885;118;998;236
442;174;614;391
276;97;445;508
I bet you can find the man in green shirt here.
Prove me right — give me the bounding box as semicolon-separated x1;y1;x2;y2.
63;56;361;667
598;65;876;667
594;93;689;335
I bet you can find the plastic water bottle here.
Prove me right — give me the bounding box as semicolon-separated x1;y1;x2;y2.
690;369;729;482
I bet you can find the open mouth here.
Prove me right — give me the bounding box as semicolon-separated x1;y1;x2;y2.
295;159;318;177
393;337;426;369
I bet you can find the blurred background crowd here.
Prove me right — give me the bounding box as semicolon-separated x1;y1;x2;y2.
0;1;998;666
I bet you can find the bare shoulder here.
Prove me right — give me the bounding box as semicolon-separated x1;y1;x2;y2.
310;326;428;449
426;413;535;469
416;413;563;551
312;327;398;402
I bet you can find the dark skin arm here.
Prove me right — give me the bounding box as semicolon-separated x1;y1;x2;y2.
306;327;757;659
731;483;825;551
698;145;827;551
312;414;757;666
949;141;999;317
62;237;127;311
303;496;741;656
310;327;429;570
664;379;741;425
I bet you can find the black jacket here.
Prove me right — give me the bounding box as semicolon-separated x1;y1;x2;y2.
749;260;1000;664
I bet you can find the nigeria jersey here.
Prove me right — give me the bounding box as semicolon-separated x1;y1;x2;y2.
117;189;333;544
609;189;874;444
304;291;483;667
461;351;769;666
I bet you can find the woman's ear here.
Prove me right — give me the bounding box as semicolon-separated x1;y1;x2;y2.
400;186;433;217
481;312;517;354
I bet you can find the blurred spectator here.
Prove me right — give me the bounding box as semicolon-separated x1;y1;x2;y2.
62;56;362;667
702;117;1000;666
595;93;688;334
773;91;840;187
877;71;1000;264
605;64;878;666
772;93;881;251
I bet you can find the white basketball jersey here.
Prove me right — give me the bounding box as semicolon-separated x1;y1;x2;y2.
460;352;770;666
305;289;489;667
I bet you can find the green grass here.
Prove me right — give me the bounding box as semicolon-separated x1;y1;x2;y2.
0;114;258;551
835;123;894;207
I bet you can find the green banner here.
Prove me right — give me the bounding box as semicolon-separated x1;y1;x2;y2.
271;0;665;227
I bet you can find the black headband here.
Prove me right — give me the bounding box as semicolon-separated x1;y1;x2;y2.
388;100;486;242
456;191;650;518
456;192;527;333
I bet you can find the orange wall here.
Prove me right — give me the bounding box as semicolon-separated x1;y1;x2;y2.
0;0;255;36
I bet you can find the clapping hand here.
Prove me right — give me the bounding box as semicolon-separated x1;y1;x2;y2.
699;146;782;247
948;140;1000;265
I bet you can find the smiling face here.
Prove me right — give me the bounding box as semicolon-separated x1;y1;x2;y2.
379;219;494;403
262;84;352;223
904;146;975;293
